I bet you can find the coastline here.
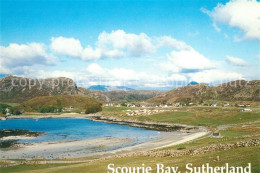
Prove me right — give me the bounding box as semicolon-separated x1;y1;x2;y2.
0;137;135;159
0;113;210;160
0;131;209;159
1;113;204;132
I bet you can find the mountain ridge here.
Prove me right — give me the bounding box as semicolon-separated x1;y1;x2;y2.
147;80;260;104
0;75;89;103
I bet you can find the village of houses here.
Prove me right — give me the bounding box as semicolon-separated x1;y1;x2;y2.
103;102;253;116
2;102;253;117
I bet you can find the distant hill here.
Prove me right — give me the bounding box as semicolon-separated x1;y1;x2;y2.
188;81;199;85
0;76;90;103
0;74;6;79
147;80;260;104
90;90;164;103
18;95;102;113
0;76;159;104
87;85;133;91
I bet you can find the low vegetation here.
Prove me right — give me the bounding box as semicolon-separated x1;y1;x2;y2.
148;80;260;104
0;129;42;148
0;140;18;148
17;95;102;114
0;103;22;116
0;103;11;115
102;106;260;128
0;129;42;139
0;77;259;172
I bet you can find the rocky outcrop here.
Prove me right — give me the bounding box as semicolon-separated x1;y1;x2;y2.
148;80;260;104
88;115;200;131
0;76;84;103
131;138;260;158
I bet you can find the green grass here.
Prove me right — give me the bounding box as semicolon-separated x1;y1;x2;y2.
160;123;259;151
144;111;193;123
0;163;78;173
18;95;101;113
103;106;131;112
0;102;20;107
1;107;259;172
147;109;259;127
102;107;260;127
2;146;258;173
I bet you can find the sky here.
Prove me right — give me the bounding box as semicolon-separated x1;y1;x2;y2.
0;0;260;90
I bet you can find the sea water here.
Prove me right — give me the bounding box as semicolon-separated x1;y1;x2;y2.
0;118;159;144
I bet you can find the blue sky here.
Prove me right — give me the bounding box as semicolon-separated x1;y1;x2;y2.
1;0;259;89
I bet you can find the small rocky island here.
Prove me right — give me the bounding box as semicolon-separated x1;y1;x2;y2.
0;129;42;148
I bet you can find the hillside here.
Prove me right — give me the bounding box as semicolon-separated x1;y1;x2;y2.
148;80;260;104
18;95;102;113
0;76;89;103
0;76;162;104
90;90;164;103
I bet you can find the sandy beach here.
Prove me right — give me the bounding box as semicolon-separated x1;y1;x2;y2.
0;137;135;159
0;131;209;159
85;131;208;158
1;114;209;160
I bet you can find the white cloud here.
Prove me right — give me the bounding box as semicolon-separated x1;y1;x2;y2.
161;49;214;73
189;69;243;83
6;60;246;88
98;30;156;56
157;36;192;50
166;74;187;81
1;30;251;87
0;43;56;73
50;37;83;57
203;0;260;40
212;23;221;32
226;55;248;66
86;63;106;76
50;30;156;60
83;64;187;87
109;68;139;80
82;47;102;60
50;37;124;61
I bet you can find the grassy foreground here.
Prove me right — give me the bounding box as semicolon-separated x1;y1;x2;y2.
1;146;259;173
0;106;259;172
1;121;259;173
102;106;260;127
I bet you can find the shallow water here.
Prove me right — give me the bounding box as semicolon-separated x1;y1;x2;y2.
0;118;159;143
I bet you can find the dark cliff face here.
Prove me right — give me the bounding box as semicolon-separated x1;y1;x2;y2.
147;80;260;104
0;76;80;103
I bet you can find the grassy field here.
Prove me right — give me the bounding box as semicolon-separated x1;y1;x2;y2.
1;122;259;173
1;146;259;173
102;106;260;128
0;103;20;107
160;122;260;151
1;106;259;172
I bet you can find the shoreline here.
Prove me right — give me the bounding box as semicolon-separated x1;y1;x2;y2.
82;131;209;159
0;137;136;159
0;131;209;160
0;113;210;160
